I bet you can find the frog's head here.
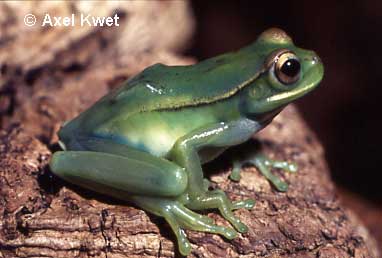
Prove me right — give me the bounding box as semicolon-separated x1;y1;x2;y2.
240;28;324;122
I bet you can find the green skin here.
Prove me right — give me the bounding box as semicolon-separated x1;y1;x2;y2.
50;28;323;255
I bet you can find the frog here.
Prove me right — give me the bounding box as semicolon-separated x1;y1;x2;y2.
50;28;323;256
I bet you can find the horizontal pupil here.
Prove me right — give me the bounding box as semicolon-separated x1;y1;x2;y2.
281;59;300;77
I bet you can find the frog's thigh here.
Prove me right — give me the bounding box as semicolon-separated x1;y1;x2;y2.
50;151;187;197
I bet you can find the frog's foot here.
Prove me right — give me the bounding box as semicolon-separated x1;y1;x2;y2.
230;153;297;192
132;196;238;256
186;189;254;234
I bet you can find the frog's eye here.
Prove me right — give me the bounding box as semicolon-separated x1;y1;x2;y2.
265;48;301;90
275;52;301;85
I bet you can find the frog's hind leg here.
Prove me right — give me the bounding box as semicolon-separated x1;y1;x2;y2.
49;139;238;256
230;149;297;192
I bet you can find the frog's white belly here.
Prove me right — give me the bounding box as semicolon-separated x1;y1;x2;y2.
112;124;185;157
94;109;219;157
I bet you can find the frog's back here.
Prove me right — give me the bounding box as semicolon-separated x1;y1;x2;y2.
64;45;264;136
102;45;264;117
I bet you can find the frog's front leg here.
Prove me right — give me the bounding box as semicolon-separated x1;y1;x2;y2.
230;147;297;192
169;119;260;233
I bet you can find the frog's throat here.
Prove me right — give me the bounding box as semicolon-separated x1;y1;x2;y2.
249;106;284;126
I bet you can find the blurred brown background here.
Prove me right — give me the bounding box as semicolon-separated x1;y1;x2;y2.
188;1;382;203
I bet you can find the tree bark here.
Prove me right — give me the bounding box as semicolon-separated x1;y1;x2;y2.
0;1;379;257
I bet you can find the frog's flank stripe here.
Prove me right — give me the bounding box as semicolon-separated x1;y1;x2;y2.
140;69;265;113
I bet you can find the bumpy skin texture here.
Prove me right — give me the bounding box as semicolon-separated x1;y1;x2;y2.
49;28;324;255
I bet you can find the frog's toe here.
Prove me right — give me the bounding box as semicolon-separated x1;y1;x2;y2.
186;189;250;233
266;159;298;173
192;210;214;224
179;238;191;256
229;160;243;181
171;202;237;240
232;199;255;210
273;179;289;192
162;212;191;255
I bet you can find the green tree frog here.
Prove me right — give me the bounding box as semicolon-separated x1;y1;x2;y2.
50;28;323;255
